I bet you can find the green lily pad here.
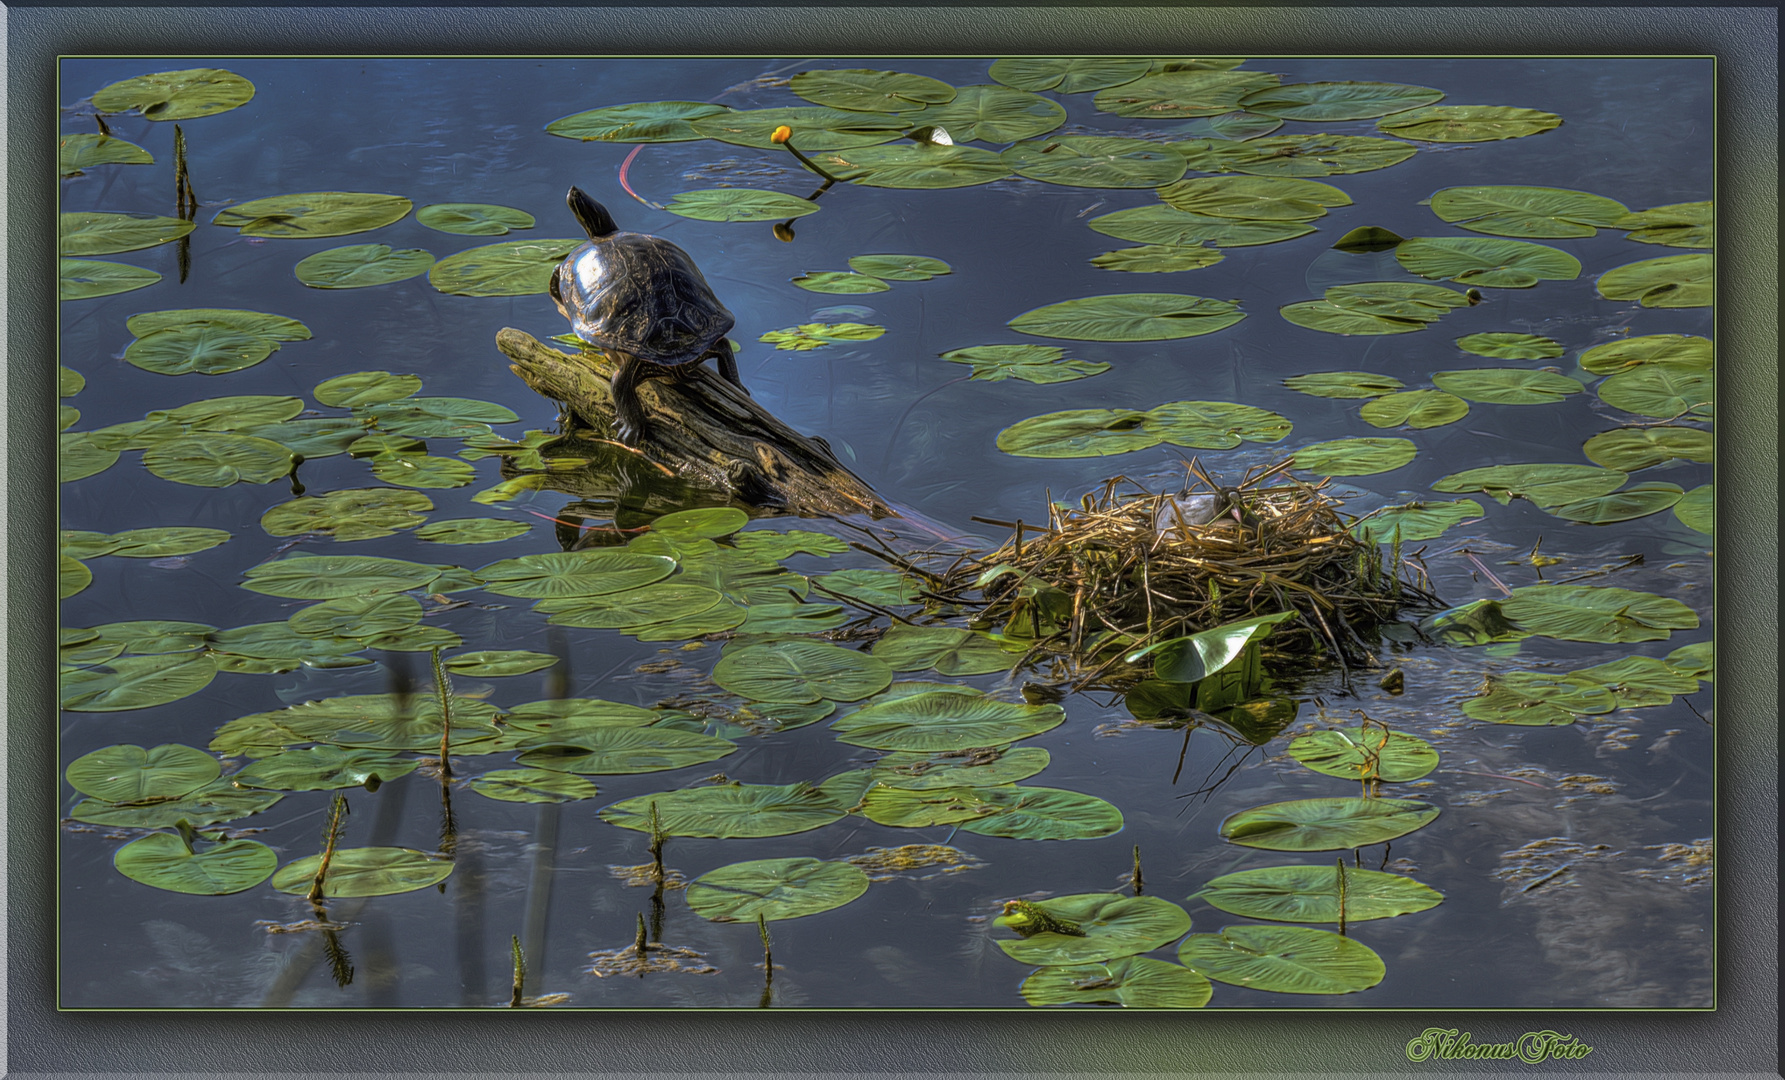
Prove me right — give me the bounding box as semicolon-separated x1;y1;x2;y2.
356;395;518;439
60;531;120;560
1220;797;1439;850
995;894;1192;965
1377;105;1561;142
792;271;889;294
995;408;1157;458
1455;332;1564;360
442;650;560;677
1395;236;1581;288
287;593;424;639
1003;136;1187;188
1290;437;1416;476
517;727;736;775
123;323;281;376
859;784;1004;828
1170;134;1417;177
92;67;255;120
65;743;219;803
260;488;432;541
470;768;600;803
1548;481;1685;524
1021;956;1213;1009
59;554;92;597
1010;293;1245;342
666;188;822;223
871;623;1017;676
546;100;731;143
369;453;478;489
1179;925;1384;994
1142;400;1291;448
358;624;463;653
1463;673;1614;725
231;746;420;791
213;693;498;755
1351;500;1483;543
1287;727;1438;782
847;254;952;281
1195;864;1443;923
59;365;87;396
1158;175;1352;220
953;785;1123;841
59;258;161;300
59;433;118;483
735;601;849;635
832;691;1063;751
1094;70;1280;118
474;550;675;599
413;518;531;544
113;832;278;895
1090;205;1316;248
503;698;662;732
989;58;1152;95
213;191;412;239
540;583;726;630
128;308;312;342
759;322;887;350
1665;640;1714;681
1283;371;1405;399
1597;364;1713;419
294;244;435;288
1089;245;1226;274
1419;598;1530;647
690;105;908;151
415;202;534;236
58;132;154;176
686;857;871;923
713;640;892;704
812;569;925;607
1569;655;1701;707
312;369;422;407
1579;334;1712;375
730;529;849;559
1597;253;1712;308
919;84;1065;142
240;554;441;599
1431;368;1584;405
1674;484;1712;534
238;418;364;458
102;527;231;558
807;143;1011;189
944;343;1112;384
1280;303;1425;336
1582;427;1713;471
1432;463;1628;507
1615;200;1712;248
1428;185;1627;238
59;653;218;712
272;847;454;897
1500;584;1698;643
142;434;294;487
59;211;194;256
600;782;849;839
1239;81;1443;121
427;238;583;296
789;68;956;112
869;746;1051;790
71;781;282;829
209;621;366;666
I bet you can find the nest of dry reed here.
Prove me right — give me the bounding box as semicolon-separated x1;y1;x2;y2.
925;461;1438;691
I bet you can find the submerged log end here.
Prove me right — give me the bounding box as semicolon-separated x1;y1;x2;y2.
495;327;896;520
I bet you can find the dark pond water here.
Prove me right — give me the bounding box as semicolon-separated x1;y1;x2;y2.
57;56;1713;1009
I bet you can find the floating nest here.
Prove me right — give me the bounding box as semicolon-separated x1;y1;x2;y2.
919;461;1440;691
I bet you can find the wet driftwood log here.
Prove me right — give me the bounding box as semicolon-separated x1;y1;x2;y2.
496;327;896;519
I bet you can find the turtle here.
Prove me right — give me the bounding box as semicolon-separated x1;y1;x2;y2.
549;186;745;445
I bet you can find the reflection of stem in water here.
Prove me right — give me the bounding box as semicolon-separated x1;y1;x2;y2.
646;794;669;941
1131;845;1144;896
430;645;454;778
509;936;526;1007
319;907;355;989
520;800;561;995
632;913;650;978
438;777;457;859
757;913;773;1008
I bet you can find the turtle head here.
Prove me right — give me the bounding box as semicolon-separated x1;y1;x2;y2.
567;186;619;240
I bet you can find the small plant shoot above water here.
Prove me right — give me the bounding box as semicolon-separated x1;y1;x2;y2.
57;54;1712;1013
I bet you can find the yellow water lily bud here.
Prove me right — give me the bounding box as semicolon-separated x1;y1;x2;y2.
771;125;793;144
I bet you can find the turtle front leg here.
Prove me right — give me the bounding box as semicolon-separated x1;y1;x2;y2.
713;339;750;396
609;353;652;446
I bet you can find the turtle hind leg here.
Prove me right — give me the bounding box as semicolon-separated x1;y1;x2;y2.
610;354;652;446
712;338;750;396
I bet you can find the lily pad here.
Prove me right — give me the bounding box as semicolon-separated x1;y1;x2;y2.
287;593;423;639
812;569;926;607
59;258;161;300
427;238;583;296
517;727;736;775
995;409;1157;458
1431;368;1584;405
356;395;518;439
1395;236;1581;288
240;554;441;599
294;244;434;288
1170;134;1417;177
1239;81;1443;121
114;833;278;895
871;623;1017;676
59;211;194;256
208;621;366;667
792;271;888;294
1090;246;1226;274
1158;176;1352;221
690;105;908;151
713;640;892;704
806;143;1011;189
1010;293;1245;341
65;743;219;803
1090;205;1316;248
759;322;886;351
1615;200;1712;248
413;518;531;545
272;848;454;897
868;746;1051;790
1287;727;1438;782
314;370;423;407
503;698;663;733
59;554;92;597
1281;302;1428;336
128;308;312;343
945;344;1111;384
1582;427;1713;471
1195;864;1443;923
600;782;849;839
990;57;1152;94
686;857;871;924
213;191;412;239
1290;437;1416;476
730;529;849;559
1021;956;1212;1009
260;488;432;541
1142;400;1291;448
1351;500;1483;543
540;583;726;630
71;781;282;829
1597;364;1713;419
1569;655;1701;708
1094;70;1280;118
1433;463;1628;507
415;202;534;236
103;527;231;558
213;694;498;755
789;68;956;113
995;894;1191;965
1596;253;1712;308
848;254;952;281
370;454;478;489
1220;797;1439;850
59;653;218;712
442;650;560;677
832;691;1063;751
123;323;281;377
1455;332;1564;360
1377;105;1561;142
58;132;154;176
546;100;731;143
92;67;254;120
1500;584;1698;643
142;433;294;487
1283;371;1404;398
1665;640;1714;681
470;768;600;803
859;784;1004;828
1003;136;1187;188
1428;185;1627;238
919;84;1066;142
666;188;822;223
1579;334;1712;375
88;620;214;656
1548;481;1685;525
1674;484;1712;534
1179;925;1384;994
473;550;675;599
231;746;420;791
956;785;1124;841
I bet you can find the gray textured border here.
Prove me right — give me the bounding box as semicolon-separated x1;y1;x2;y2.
9;6;1777;1078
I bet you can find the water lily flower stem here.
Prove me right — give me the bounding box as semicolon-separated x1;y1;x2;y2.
772;126;846;185
510;935;526;1007
308;792;349;903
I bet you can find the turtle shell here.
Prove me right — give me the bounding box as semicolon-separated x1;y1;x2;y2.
553;231;735;366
